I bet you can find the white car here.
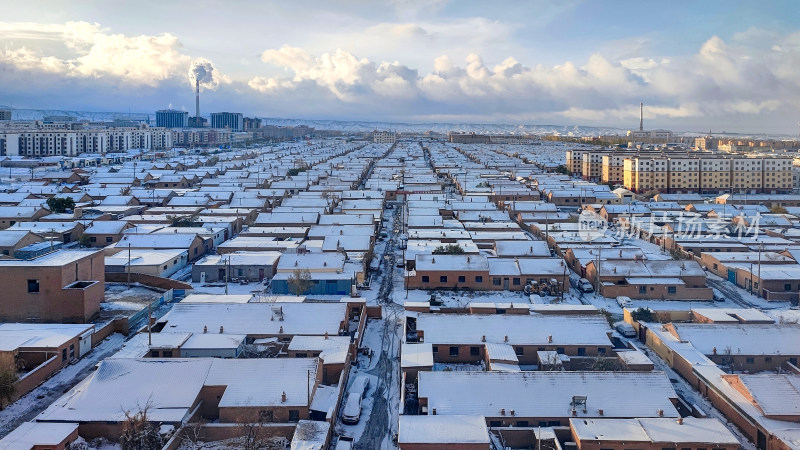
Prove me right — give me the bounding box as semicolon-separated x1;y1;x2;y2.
351;376;370;398
341;392;363;424
614;321;637;338
616;296;632;308
579;278;594;293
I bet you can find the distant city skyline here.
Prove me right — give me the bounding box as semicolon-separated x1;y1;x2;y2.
1;0;799;134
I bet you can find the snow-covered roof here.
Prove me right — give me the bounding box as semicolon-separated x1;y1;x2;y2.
0;323;94;352
398;415;489;445
0;249;100;267
494;240;550;257
0;230;36;247
415;254;489;271
737;374;800;417
84;220;129;235
206;358;317;407
291;420;330;450
157;302;346;336
116;233;198;249
38;358;213;423
411;313;611;347
670;323;800;356
401;342;434;368
181;333;245;350
570;417;739;445
419;371;679;419
0;421;78;449
289;335;350;365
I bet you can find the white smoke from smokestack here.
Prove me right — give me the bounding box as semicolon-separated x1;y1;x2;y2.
188;58;218;89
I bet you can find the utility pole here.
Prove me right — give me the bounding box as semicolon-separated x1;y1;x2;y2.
225;255;230;295
595;246;602;294
757;242;763;298
127;243;131;287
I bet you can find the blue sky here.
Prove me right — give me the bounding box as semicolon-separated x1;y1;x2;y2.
1;0;799;133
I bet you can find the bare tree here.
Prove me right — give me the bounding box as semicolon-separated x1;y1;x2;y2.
178;419;206;449
119;400;163;450
0;365;17;409
287;268;312;296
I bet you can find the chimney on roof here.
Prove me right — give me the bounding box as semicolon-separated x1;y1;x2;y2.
279;325;284;334
598;409;604;416
658;409;664;417
432;408;437;415
677;417;684;425
504;335;508;342
203;325;207;334
571;408;577;416
510;409;515;416
500;408;506;416
548;335;553;343
481;335;486;342
324;331;328;340
219;326;223;333
281;391;287;403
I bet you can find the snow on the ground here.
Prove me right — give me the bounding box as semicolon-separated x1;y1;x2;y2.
188;280;268;296
99;300;146;311
0;333;126;438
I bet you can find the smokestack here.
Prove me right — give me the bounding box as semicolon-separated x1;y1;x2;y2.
195;80;200;128
639;102;643;131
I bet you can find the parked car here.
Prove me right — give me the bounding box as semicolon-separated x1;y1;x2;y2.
342;392;363;424
616;296;632;308
351;376;371;398
614;321;637;338
579;278;594;293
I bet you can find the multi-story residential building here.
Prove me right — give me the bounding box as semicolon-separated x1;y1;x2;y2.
666;156;699;193
0;126;173;156
373;130;397;144
155;109;188;128
565;149;588;176
694;136;717;150
616;151;792;195
243;117;262;130
601;153;631;185
0;109;11;120
624;155;668;194
580;151;603;182
210;112;244;131
697;157;730;194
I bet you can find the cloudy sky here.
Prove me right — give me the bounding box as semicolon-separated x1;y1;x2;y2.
1;0;799;133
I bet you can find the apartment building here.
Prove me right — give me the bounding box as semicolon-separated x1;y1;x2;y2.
373;130;397;144
623;156;668;194
580;151;603;182
600;153;631;185
565;149;588;176
619;153;792;195
0;127;173;156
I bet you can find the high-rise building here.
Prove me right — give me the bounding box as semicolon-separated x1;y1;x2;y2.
0;109;11;121
210;112;244;131
243;117;262;131
188;116;207;128
156;109;189;128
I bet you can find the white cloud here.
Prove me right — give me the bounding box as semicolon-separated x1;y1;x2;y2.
0;20;218;87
